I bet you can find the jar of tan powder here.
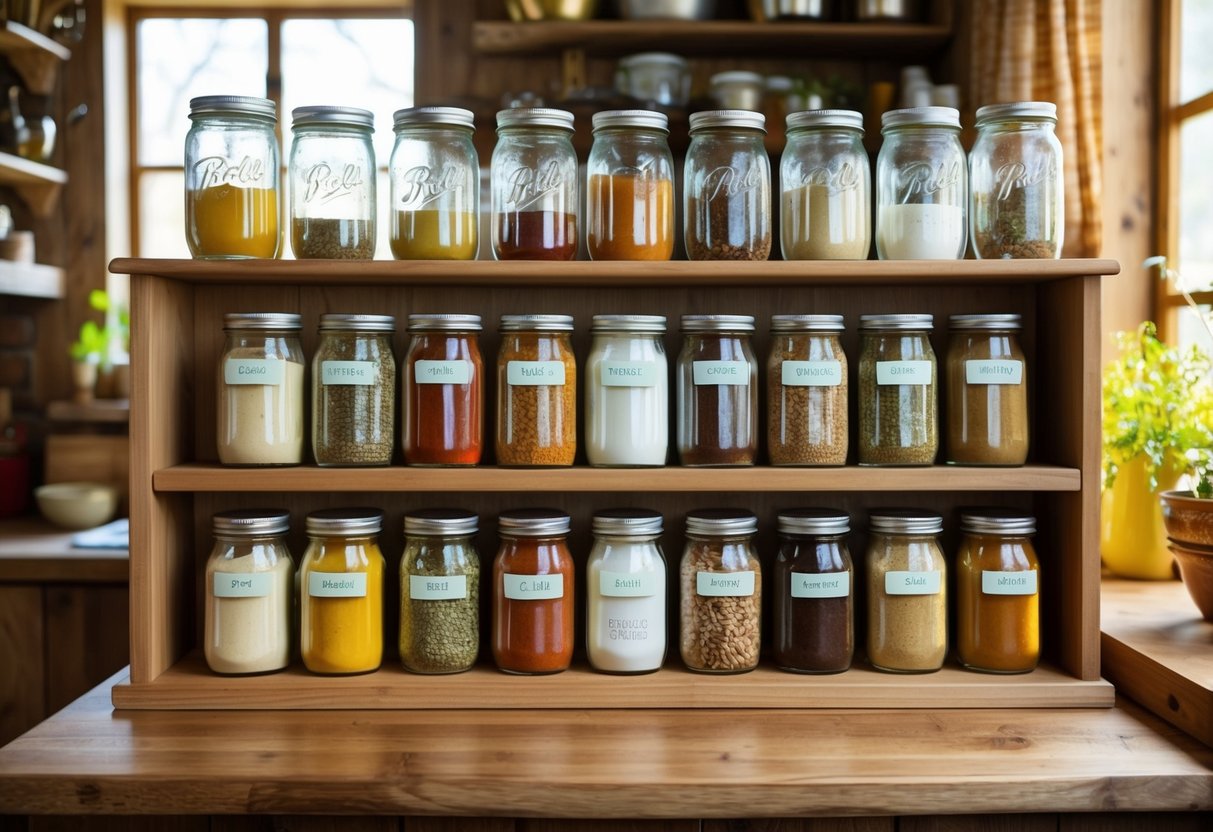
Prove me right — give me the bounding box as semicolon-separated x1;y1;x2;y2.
217;312;305;465
946;314;1029;466
865;509;947;673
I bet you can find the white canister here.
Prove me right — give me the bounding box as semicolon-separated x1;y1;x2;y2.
585;314;669;466
586;509;667;674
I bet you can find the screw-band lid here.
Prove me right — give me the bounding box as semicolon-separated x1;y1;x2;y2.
686;508;758;536
777;508;850;536
306;508;383;536
869;509;944;535
223;312;301;331
213;509;290;536
498;508;571;537
318;313;395;332
404;509;479;537
592;508;663;537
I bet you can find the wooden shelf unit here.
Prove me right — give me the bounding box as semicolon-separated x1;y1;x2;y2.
0;20;70;96
0;258;64;299
0;151;67;218
111;257;1117;711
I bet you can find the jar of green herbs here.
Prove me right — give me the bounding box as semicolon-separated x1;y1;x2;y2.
399;509;481;674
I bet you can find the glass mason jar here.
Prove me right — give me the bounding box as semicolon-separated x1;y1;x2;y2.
709;71;765;111
217;313;305;466
684;110;772;261
875;106;966;260
491;108;578;260
399;509;481;675
492;509;575;674
585;314;668;467
774;509;853;674
586;509;667;674
957;508;1040;674
970;102;1063;259
866;509;947;673
767;314;848;466
311;314;396;467
204;509;293;675
496;314;577;467
586;110;675;261
677;315;759;466
680;509;762;674
389;106;479;260
402;314;484;466
185;95;280;259
946;314;1029;466
857;313;937;466
288;106;376;260
300;508;385;675
780;109;871;260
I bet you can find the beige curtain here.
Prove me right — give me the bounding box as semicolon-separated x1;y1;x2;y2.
971;0;1103;257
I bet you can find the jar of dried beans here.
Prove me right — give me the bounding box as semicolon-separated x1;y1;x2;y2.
680;509;761;674
585;314;668;467
496;314;577;467
774;509;853;674
491;108;578;260
767;314;848;466
684;110;772;261
312;314;396;467
217;313;305;466
402;314;484;466
288;106;376;260
857;313;937;466
586;110;675;261
866;509;947;673
677;315;758;466
946;314;1028;466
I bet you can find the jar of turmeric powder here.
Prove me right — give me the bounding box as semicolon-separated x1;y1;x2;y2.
300;508;385;675
495;315;577;466
586;110;675;261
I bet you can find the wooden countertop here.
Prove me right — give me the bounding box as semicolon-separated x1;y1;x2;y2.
0;517;128;582
0;669;1210;817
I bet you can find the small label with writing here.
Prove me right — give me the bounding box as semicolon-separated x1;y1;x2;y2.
600;361;659;387
781;360;843;387
321;360;377;386
503;573;565;600
876;360;933;386
696;570;756;597
507;361;566;386
884;570;942;595
224;358;284;386
965;359;1024;386
415;360;472;385
599;570;658;597
693;360;749;386
981;570;1038;596
307;572;368;598
789;571;850;599
409;574;468;601
212;572;272;598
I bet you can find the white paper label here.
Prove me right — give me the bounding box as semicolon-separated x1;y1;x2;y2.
600;361;659;387
982;570;1038;596
409;574;468;600
876;360;933;386
965;359;1024;385
415;360;471;385
507;361;566;386
696;570;756;596
308;572;368;598
884;570;942;595
503;573;565;600
599;570;658;597
693;360;749;386
212;572;272;598
789;572;850;599
321;360;377;386
781;360;843;387
224;358;284;386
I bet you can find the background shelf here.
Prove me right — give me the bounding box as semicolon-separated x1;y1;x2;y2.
0;259;64;299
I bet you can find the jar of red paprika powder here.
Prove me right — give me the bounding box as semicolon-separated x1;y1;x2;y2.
402;314;484;466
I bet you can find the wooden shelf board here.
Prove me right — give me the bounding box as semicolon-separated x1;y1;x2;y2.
153;463;1082;493
0;21;70;96
47;398;130;424
0;259;64;299
112;652;1113;711
0;518;128;583
0;150;67;186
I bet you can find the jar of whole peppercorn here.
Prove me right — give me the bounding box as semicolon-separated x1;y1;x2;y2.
857;313;938;466
683;110;771;261
496;314;577;467
767;314;848;466
312;314;396;467
677;315;758;466
402;314;484;466
774;508;853;674
491;108;578;260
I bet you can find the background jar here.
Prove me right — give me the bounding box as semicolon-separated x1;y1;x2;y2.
585;314;668;467
403;314;484;466
496;314;577;467
586;509;667;674
780;109;871;260
204;509;293;676
857;313;937;466
946;313;1029;466
615;52;691;108
684;110;772;261
875;106;966;260
389;106;479;260
970;101;1063;259
586;110;675;261
312;314;396;467
677;315;758;467
399;509;481;675
184;95;280;259
957;509;1040;674
866;509;947;673
680;509;761;674
216;312;304;466
767;314;848;466
709;71;765;111
774;509;853;674
288;106;376;260
491;108;578;261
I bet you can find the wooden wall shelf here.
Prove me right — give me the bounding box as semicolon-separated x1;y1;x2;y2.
0;20;70;96
47;398;130;424
0;151;67;218
0;259;64;299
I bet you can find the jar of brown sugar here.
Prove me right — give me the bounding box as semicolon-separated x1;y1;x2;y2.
677;315;758;466
774;509;853;674
767;314;848;466
495;314;577;467
865;509;947;673
684;110;771;261
946;314;1029;466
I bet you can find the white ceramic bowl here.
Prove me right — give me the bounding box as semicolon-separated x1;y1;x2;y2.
35;482;118;530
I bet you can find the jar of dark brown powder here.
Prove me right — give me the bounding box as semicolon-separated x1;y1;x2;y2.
676;315;758;466
773;508;853;674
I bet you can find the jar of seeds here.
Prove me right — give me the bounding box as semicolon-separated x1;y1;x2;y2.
679;509;761;674
866;509;947;673
399;509;481;674
288;106;376;259
311;314;396;467
495;314;577;467
684;110;772;261
857;313;937;466
217;313;305;466
946;314;1029;466
677;315;759;466
767;314;848;466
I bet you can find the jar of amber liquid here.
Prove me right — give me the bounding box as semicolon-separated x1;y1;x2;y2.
496;315;577;467
957;508;1040;673
946;314;1028;465
491;108;578;260
586;110;675;261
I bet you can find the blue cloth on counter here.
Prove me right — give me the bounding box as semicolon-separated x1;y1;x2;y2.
71;518;129;549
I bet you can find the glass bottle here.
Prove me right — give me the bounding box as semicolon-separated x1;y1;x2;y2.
767;314;848;466
774;509;853;674
586;509;667;674
866;509;947;673
875;106;966;260
389;106;479;260
780;109;871;260
491;108;578;260
684;110;772;261
311;314;395;467
495;314;577;467
184;95;280;259
216;313;305;466
680;509;761;674
857;313;937;466
585;314;668;467
677;315;758;466
204;509;293;675
970;102;1063;259
402;314;484;466
399;509;481;675
586;110;675;261
946;313;1029;466
289;106;376;259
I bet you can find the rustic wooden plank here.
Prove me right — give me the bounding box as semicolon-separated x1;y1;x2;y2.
521;823;696;832
28;819;207;832
900;817;1056;832
1059;813;1213;832
705;821;893;832
0;586;45;746
0;519;128;583
405;821;513;832
43;585;129;713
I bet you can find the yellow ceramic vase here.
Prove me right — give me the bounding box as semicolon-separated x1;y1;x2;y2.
1101;452;1186;580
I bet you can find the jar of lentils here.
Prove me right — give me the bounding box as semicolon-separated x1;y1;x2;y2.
496;314;577;466
312;314;396;467
684;110;772;261
491;108;578;260
288;106;376;260
857;313;937;466
677;314;759;466
767;314;848;466
680;509;762;674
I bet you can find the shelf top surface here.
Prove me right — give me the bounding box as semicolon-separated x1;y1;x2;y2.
0;20;71;61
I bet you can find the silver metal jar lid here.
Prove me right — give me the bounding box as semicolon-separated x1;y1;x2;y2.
770;314;845;333
592;109;669;133
686;509;758;537
689;109;766;133
778;508;850;536
498;509;571;537
306;508;384;536
213;509;290;536
591;314;667;334
869;509;944;535
858;313;933;332
976;101;1057;125
189;95;276;121
500;314;575;332
291;105;374;130
223;312;302;331
960;508;1036;535
681;314;756;333
619;52;687;69
404;509;479;537
318;313;395;332
407;313;483;332
592;508;663;537
393;106;475;130
948;313;1022;331
496;107;575;132
786;109;864;133
881;106;961;131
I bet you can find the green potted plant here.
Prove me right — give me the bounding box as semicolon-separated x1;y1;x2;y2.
68;290;111;404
